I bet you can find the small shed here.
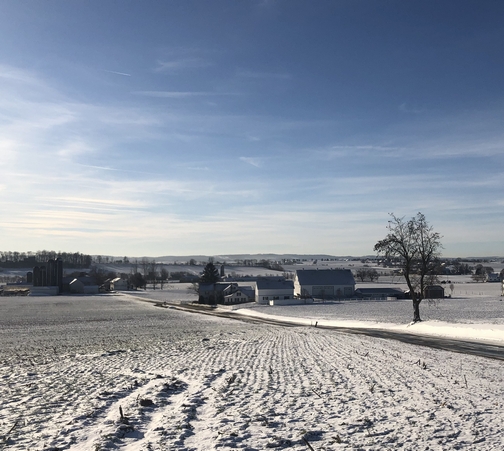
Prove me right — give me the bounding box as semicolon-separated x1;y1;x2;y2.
424;285;445;299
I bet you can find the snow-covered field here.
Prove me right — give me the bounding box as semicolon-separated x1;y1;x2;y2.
1;292;503;450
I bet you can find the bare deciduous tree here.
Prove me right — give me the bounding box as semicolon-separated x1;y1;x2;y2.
149;260;158;290
374;212;443;323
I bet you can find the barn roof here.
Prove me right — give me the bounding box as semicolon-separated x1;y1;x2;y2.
255;278;294;290
295;269;355;286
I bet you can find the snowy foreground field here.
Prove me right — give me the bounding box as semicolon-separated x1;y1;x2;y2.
1;294;503;450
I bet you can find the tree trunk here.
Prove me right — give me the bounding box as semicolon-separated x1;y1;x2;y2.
412;299;422;323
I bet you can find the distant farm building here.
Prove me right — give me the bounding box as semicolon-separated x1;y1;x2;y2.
423;285;445;299
294;269;355;299
30;258;63;295
223;286;255;304
354;287;405;300
255;278;295;305
110;277;129;291
199;282;253;304
69;277;99;294
487;273;501;283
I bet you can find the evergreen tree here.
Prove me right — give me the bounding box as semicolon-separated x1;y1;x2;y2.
200;262;220;283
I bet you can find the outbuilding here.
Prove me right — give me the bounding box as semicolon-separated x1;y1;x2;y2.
423;285;445;299
110;277;129;291
255;278;295;305
294;269;355;299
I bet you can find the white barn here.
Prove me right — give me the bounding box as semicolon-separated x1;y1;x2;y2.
255;278;295;305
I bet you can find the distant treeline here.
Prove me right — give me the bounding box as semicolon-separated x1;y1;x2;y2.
0;251;92;269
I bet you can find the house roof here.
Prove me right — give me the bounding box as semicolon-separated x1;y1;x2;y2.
255;278;294;290
199;282;236;293
225;287;255;298
70;276;97;286
295;269;355;286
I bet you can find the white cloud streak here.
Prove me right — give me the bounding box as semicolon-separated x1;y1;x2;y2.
132;91;238;98
240;157;262;167
236;69;291;80
154;58;213;73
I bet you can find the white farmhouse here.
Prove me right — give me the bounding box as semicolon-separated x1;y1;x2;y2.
223;286;255;304
294;269;355;298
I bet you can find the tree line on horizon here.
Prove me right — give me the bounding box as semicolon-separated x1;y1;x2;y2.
0;250;92;268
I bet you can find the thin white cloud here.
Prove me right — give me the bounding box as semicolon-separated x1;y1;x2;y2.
312;145;401;159
332;145;398;151
58;141;95;159
240;157;262;167
0;64;45;87
132;91;235;98
236;69;291;80
399;103;424;114
103;69;132;77
154;58;213;73
73;163;164;176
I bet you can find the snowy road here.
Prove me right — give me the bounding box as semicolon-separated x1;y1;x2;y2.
320;327;504;361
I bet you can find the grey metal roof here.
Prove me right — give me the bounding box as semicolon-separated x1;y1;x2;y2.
295;269;355;286
255;278;294;290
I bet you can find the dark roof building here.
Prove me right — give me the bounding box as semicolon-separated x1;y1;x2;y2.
424;285;445;299
294;269;355;298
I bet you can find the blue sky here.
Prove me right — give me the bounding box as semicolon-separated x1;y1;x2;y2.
0;0;503;257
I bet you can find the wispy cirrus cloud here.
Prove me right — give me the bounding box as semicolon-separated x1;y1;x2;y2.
58;141;95;159
103;69;132;77
236;69;291;80
312;145;401;160
0;64;47;88
154;57;213;73
132;90;237;98
240;156;262;167
399;102;424;114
